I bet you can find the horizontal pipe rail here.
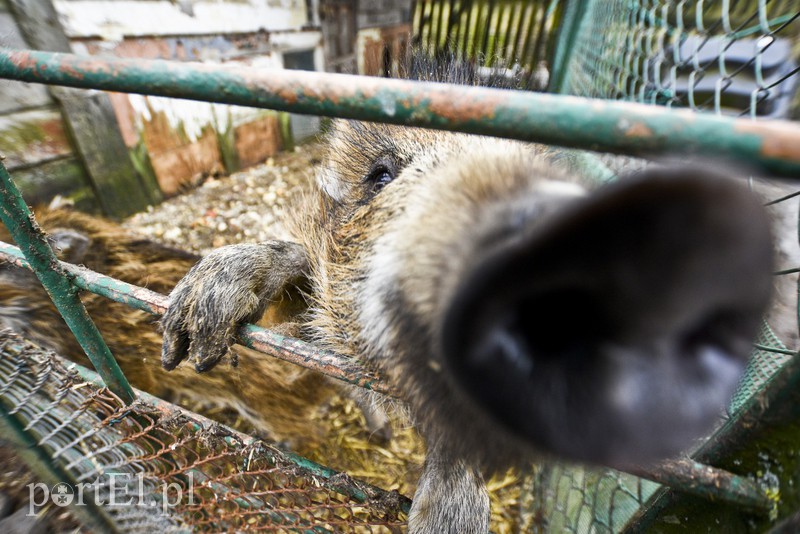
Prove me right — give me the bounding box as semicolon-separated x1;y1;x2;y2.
0;49;799;177
0;239;772;510
0;241;394;396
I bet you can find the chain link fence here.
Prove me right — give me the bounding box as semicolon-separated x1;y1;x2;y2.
521;1;800;531
555;0;799;118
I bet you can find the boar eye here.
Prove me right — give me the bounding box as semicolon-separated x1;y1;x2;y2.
365;165;395;193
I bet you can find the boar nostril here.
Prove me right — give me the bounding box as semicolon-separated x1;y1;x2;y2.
511;287;607;362
678;312;738;361
455;286;608;376
436;171;772;468
444;280;611;446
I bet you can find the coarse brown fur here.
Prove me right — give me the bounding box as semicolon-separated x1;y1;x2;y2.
0;207;341;450
162;115;775;533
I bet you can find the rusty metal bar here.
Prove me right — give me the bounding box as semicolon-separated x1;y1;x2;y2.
0;240;395;396
0;161;135;404
629;459;772;513
0;49;798;177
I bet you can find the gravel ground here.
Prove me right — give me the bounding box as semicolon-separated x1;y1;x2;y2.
125;143;324;252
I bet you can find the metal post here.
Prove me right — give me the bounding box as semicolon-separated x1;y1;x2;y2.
0;160;135;403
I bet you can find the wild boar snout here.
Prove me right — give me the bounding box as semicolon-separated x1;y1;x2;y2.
430;164;774;469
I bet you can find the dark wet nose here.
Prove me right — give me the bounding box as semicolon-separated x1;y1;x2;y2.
440;167;773;466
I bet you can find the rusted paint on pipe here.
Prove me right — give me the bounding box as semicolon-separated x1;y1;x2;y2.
240;325;394;396
0;49;798;177
630;459;772;513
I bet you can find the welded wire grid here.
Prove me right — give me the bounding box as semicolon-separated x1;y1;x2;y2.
0;331;407;532
560;0;800;118
521;464;660;533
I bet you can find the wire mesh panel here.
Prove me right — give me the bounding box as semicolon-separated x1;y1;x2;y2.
556;0;800;118
520;464;660;533
0;330;408;532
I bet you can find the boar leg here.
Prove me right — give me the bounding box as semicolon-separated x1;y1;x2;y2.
408;443;490;534
161;241;308;372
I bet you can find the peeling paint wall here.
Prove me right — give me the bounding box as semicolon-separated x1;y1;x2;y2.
55;0;310;40
52;0;324;196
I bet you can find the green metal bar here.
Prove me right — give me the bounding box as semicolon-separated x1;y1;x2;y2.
629;459;771;513
0;241;395;396
0;49;798;177
0;240;165;315
0;162;135;404
548;0;594;93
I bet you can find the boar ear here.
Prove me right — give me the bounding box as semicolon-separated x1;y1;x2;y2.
441;166;773;466
48;229;91;264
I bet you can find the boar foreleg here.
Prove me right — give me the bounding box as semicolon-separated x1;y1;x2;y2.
161;241;308;372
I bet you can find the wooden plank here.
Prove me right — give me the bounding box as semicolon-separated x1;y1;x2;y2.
59;89;157;216
11;156;98;211
0;12;51;113
234;114;282;168
7;0;159;217
7;0;72;51
148;130;222;196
